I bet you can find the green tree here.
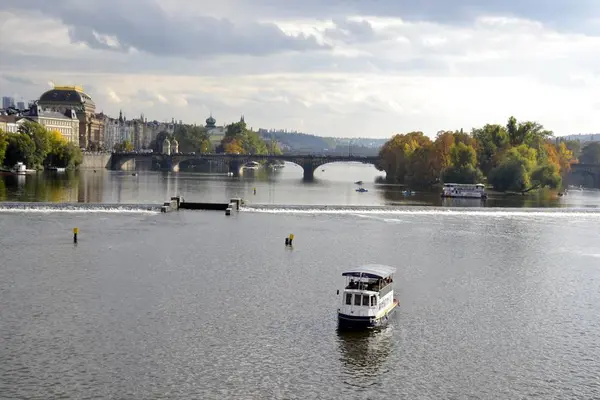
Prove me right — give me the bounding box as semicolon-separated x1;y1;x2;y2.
580;142;600;164
442;165;484;184
472;124;509;175
266;139;283;155
0;129;8;166
488;159;530;192
18;121;51;168
530;163;562;189
173;125;210;153
4;133;36;167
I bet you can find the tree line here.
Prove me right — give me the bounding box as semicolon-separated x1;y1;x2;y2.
0;121;83;170
376;116;589;192
144;120;281;155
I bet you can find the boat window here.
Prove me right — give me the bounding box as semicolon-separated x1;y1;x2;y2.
370;296;376;306
345;293;352;305
354;294;361;306
362;295;369;306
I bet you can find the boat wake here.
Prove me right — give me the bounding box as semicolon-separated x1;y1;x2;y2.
0;202;160;214
241;204;600;218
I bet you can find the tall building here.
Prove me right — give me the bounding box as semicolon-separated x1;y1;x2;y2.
2;96;15;109
37;85;103;149
16;101;25;110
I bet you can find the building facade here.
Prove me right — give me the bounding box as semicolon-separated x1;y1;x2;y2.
26;104;80;144
0;115;21;133
37;86;102;149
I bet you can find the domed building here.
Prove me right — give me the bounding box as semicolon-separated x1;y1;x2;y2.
162;137;171;155
37;85;103;149
204;113;226;148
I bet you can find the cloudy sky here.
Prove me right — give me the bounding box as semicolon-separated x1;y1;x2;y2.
1;0;600;138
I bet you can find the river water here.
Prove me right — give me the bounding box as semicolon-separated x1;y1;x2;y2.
2;163;600;399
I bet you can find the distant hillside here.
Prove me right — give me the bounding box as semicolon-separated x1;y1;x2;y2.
258;129;387;156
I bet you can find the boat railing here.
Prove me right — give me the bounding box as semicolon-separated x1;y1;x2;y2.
345;279;393;293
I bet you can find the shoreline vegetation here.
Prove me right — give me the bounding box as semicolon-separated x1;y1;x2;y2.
374;116;592;194
0;121;82;171
3;116;600;196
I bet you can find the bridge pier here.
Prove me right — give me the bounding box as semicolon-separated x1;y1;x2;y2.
303;162;316;181
229;160;241;177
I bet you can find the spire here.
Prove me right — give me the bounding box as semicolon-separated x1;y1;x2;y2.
118;109;123;123
240;114;245;123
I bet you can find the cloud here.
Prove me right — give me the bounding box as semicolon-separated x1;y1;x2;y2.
1;75;35;86
1;1;600;138
0;0;327;58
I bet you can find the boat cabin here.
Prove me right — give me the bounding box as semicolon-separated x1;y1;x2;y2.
338;264;396;321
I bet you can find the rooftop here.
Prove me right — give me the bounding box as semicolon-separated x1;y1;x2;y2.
342;264;396;279
39;86;95;106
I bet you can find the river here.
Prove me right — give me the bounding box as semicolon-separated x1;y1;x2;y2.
1;163;600;399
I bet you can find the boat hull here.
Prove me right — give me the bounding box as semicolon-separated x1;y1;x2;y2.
338;299;398;330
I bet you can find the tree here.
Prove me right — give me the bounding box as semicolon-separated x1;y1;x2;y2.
267;139;283;155
531;163;562;189
4;133;36;167
114;140;134;152
563;140;581;159
0;129;7;166
488;159;530;192
580;142;600;164
150;131;170;153
19;120;51;168
173;125;210;153
472;124;509;175
377;132;432;183
556;142;575;174
220;119;271;155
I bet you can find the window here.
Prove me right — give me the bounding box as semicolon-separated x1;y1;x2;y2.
354;294;361;306
345;293;352;305
362;295;369;306
371;296;376;307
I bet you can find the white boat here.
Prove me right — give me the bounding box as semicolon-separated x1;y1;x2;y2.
242;161;260;170
337;264;399;329
441;183;487;199
12;162;35;175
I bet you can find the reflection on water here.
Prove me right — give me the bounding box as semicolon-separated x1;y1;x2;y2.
337;326;394;387
1;163;600;208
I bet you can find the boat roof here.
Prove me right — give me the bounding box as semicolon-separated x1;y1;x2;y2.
342;264;396;279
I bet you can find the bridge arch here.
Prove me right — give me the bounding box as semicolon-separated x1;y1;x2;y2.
109;153;381;179
569;164;599;188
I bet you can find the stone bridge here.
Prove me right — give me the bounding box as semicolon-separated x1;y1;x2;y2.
569;163;600;188
110;153;380;179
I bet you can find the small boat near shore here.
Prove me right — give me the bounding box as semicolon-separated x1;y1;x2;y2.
337;264;399;329
355;187;368;193
12;162;36;175
242;161;260;171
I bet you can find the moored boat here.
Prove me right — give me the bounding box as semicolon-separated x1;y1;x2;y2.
337;264;398;329
242;161;260;170
441;183;487;199
12;162;36;175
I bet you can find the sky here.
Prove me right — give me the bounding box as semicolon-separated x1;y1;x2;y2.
1;0;600;138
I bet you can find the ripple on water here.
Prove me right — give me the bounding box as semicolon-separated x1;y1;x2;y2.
2;210;600;398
